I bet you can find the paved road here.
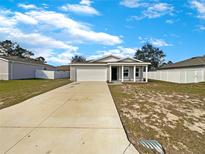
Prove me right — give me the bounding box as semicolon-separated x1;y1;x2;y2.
0;82;138;154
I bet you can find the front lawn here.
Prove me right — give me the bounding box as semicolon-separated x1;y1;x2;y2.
109;81;205;154
0;79;71;109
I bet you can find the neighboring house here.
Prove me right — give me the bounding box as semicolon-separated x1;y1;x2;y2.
147;56;205;83
70;55;150;82
56;65;70;71
0;56;56;80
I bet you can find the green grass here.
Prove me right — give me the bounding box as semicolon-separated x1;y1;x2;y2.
0;79;71;109
109;81;205;154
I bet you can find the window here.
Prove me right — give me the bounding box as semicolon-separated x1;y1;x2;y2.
124;67;129;77
136;68;139;77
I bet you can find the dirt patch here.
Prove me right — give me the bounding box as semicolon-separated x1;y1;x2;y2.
109;81;205;154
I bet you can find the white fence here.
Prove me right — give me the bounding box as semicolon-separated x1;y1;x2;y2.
145;67;205;83
35;70;70;79
54;71;70;79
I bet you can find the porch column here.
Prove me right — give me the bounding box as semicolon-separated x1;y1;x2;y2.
121;65;124;82
109;65;112;82
133;66;136;82
145;65;148;82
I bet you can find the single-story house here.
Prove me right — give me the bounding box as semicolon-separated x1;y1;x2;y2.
70;55;151;82
147;56;205;83
0;56;56;80
56;65;70;71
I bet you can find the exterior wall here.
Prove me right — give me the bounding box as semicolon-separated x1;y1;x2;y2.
70;66;76;81
9;61;56;80
0;59;9;80
118;66;144;81
146;67;205;83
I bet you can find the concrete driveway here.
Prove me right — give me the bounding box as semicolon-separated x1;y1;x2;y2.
0;82;138;154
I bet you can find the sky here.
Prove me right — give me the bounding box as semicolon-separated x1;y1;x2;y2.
0;0;205;66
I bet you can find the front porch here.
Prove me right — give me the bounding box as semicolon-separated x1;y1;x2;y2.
108;65;148;83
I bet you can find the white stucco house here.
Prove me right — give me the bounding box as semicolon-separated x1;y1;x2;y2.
0;56;56;80
70;55;151;82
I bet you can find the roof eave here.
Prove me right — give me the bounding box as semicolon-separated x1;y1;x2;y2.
108;62;151;65
159;64;205;70
0;57;55;68
70;63;107;66
116;57;143;63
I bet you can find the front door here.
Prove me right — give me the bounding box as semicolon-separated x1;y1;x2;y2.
112;67;117;80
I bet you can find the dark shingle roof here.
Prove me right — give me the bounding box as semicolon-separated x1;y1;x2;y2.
0;56;56;68
159;56;205;70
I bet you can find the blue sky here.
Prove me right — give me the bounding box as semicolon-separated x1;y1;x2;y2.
0;0;205;66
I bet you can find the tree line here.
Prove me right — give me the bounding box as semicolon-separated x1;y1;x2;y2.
0;40;46;63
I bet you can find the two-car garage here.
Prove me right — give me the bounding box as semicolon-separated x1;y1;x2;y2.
70;65;108;81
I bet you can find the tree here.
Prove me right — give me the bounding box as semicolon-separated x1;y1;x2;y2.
35;56;46;63
167;61;173;65
160;60;173;68
0;40;16;56
71;55;86;63
134;43;166;70
0;40;34;58
13;45;34;58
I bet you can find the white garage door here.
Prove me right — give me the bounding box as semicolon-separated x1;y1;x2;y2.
77;67;107;81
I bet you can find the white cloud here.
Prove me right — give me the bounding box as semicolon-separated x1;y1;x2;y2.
42;4;49;9
190;0;205;19
61;0;100;16
48;50;77;64
0;11;78;65
0;26;79;65
150;39;171;47
88;46;137;60
120;0;146;8
26;10;122;45
143;3;174;19
0;9;121;46
34;49;77;65
196;24;205;30
139;37;172;47
166;19;174;24
61;4;100;16
0;7;122;65
80;0;92;6
0;15;15;27
128;2;174;20
14;12;38;25
0;27;78;50
18;3;38;10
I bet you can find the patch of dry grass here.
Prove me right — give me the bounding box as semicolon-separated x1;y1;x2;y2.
109;81;205;154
